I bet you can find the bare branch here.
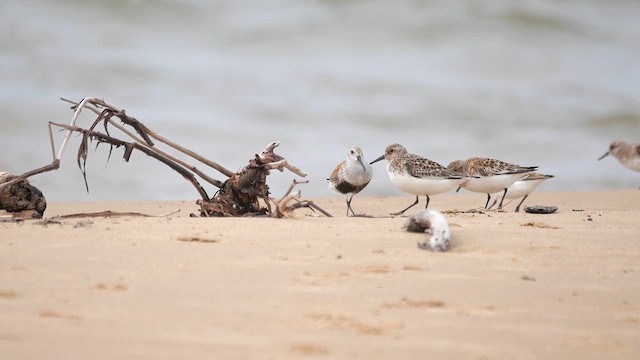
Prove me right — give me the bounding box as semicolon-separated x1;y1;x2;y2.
268;179;332;218
283;163;307;177
263;159;288;172
0;161;60;192
276;190;301;218
258;141;307;177
289;201;333;218
62;97;234;177
281;179;309;199
66;100;224;188
49;122;210;201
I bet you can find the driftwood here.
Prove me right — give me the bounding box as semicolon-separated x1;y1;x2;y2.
52;210;180;219
0;97;330;218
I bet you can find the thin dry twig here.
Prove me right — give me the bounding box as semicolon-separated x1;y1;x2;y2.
269;179;332;218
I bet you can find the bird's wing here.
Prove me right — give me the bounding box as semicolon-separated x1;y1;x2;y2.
406;156;462;179
328;161;344;182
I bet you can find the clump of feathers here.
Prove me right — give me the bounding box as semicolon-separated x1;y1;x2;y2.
404;210;451;252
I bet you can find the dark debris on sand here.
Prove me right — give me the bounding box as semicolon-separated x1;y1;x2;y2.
0;173;47;219
524;205;558;214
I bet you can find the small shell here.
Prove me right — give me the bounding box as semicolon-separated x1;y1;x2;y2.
404;210;452;252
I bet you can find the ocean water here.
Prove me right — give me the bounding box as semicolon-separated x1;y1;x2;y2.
1;0;639;202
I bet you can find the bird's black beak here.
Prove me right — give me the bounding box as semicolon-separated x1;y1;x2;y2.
598;151;610;161
370;155;384;165
455;187;461;193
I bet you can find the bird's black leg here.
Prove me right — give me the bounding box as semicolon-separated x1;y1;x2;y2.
487;198;498;210
346;194;356;216
391;196;419;216
424;195;431;209
484;194;492;209
498;188;508;209
515;195;528;213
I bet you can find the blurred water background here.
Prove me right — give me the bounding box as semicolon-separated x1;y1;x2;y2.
1;0;639;202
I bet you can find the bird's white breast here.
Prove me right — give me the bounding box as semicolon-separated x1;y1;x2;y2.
462;173;527;194
503;179;545;199
387;165;465;195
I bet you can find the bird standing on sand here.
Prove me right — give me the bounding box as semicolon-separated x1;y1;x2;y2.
448;157;537;210
488;172;554;212
328;146;373;216
598;141;640;172
370;144;469;215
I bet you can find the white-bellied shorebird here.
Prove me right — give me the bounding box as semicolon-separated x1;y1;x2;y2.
448;157;537;210
370;144;469;216
488;172;554;212
328;146;373;216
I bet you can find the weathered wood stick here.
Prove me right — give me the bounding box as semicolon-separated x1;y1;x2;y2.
0;160;61;192
50;122;210;201
61;97;234;178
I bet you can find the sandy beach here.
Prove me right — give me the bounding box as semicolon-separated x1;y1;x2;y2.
1;190;639;359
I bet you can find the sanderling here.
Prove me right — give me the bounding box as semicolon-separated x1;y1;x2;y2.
448;157;537;210
328;146;373;216
598;141;640;172
370;144;468;215
489;172;554;212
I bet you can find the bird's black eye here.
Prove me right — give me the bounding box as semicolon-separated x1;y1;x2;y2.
350;150;355;154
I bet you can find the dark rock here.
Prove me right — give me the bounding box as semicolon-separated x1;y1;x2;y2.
524;205;558;214
0;173;47;218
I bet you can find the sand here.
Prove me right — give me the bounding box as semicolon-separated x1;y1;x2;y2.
1;190;639;359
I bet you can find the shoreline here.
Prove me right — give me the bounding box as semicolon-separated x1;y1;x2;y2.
2;190;640;359
34;188;640;216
